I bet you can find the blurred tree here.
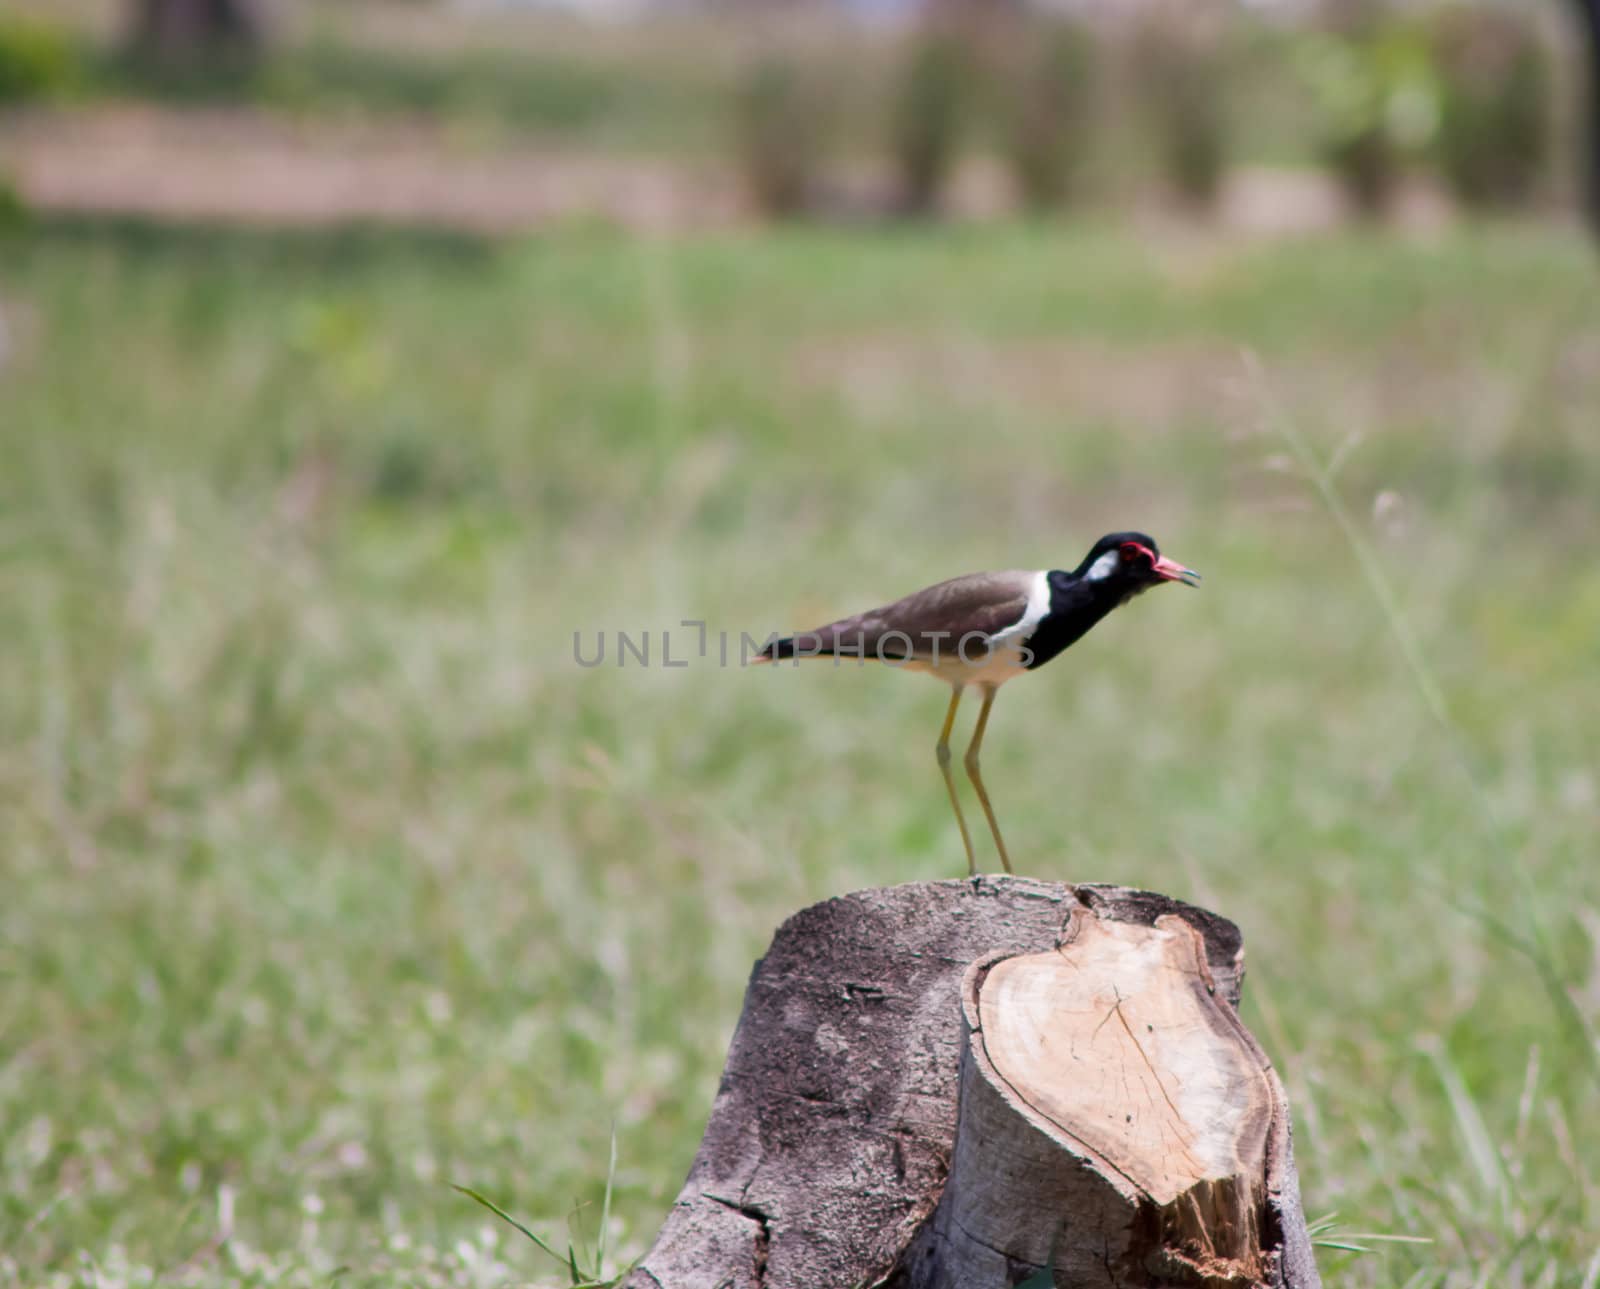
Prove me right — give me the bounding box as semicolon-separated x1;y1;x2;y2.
734;56;824;220
1000;19;1095;214
0;16;78;104
1431;5;1549;209
1571;0;1600;236
1295;13;1434;220
1132;15;1228;213
127;0;266;62
893;27;969;216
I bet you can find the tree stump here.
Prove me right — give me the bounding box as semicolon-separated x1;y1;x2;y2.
626;877;1319;1289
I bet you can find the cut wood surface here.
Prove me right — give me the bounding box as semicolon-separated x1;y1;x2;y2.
983;915;1271;1204
625;877;1319;1289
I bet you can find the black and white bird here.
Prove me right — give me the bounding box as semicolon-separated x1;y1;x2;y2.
755;532;1199;875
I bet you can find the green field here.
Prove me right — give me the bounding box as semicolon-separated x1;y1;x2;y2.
2;219;1598;1287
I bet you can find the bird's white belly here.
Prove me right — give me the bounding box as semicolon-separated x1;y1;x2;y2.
903;641;1032;689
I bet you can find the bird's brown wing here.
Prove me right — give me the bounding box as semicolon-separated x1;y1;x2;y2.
793;570;1037;660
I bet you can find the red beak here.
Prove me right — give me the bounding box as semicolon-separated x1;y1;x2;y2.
1152;554;1201;587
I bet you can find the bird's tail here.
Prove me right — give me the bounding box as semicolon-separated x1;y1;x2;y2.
752;633;834;663
751;635;795;663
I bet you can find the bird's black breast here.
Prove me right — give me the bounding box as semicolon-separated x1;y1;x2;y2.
1022;571;1122;670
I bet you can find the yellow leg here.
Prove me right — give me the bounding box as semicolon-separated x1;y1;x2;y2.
965;684;1013;874
936;686;978;877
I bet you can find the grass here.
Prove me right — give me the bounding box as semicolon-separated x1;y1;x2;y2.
0;216;1598;1287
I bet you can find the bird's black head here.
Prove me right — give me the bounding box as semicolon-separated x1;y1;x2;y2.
1073;531;1201;593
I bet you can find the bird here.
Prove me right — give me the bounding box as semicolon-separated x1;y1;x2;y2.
753;532;1199;876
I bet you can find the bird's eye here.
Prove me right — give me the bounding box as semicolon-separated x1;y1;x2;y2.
1119;543;1141;563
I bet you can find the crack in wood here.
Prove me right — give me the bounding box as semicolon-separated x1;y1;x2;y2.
1107;990;1200;1171
705;1193;772;1285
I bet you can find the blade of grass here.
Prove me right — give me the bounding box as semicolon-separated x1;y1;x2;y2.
1309;1211;1432;1255
1243;351;1600;1093
1305;1212;1342;1237
1414;878;1600;1097
1327;1233;1433;1244
1418;1037;1512;1225
598;1122;618;1271
450;1183;569;1267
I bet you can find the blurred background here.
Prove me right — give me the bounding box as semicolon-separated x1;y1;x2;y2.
1;1;1598;1287
1;0;1596;228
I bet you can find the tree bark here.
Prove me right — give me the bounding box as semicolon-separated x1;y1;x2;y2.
626;877;1319;1289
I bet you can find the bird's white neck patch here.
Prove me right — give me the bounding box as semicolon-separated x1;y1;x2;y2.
1085;550;1120;582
